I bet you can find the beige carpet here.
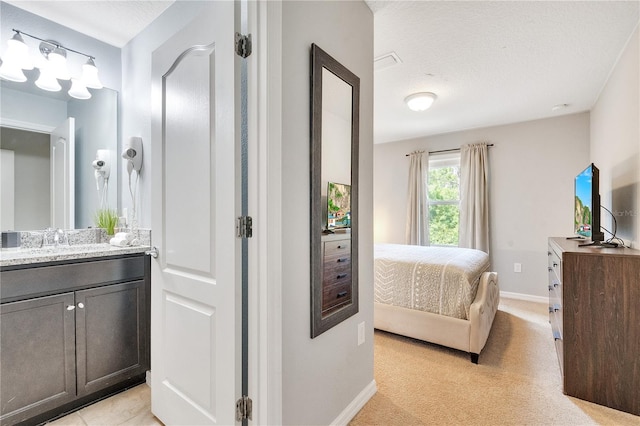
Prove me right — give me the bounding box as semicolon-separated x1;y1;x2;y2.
350;298;640;426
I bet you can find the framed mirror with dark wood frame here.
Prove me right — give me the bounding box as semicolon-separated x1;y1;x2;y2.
310;44;360;338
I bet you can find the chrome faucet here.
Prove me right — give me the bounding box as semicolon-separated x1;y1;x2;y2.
43;228;68;247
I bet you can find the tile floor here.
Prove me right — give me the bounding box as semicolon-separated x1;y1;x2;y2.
47;384;162;426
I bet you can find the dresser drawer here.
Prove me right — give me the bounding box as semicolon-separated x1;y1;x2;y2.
323;253;351;277
322;281;351;313
548;248;562;284
324;239;350;257
322;263;351;287
554;335;564;377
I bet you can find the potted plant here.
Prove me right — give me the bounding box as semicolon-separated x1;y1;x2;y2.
94;209;118;236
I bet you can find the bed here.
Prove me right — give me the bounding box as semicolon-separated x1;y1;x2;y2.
374;243;499;363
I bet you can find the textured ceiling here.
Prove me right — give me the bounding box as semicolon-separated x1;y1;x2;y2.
4;1;174;47
5;1;639;144
368;1;640;143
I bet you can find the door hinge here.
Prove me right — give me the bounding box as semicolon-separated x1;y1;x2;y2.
235;33;252;58
236;395;253;421
237;216;253;238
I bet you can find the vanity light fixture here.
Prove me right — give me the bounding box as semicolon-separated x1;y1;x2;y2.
405;92;437;112
0;29;103;99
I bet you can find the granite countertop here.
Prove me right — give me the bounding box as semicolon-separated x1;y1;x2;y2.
0;243;150;267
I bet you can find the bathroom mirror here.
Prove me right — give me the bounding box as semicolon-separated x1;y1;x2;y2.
0;75;118;231
310;44;360;337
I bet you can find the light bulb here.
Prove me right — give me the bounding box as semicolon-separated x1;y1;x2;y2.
82;58;103;89
68;78;91;99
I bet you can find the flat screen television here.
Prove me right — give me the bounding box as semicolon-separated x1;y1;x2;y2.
574;163;605;244
327;182;351;230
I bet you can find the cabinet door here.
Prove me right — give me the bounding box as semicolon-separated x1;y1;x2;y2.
75;281;148;396
0;293;76;425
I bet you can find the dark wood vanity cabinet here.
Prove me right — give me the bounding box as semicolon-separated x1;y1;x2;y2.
0;293;77;420
0;254;150;426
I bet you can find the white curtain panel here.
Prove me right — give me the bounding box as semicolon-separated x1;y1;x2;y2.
459;143;490;253
405;151;429;245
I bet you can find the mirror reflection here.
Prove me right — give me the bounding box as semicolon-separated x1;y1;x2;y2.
0;78;118;231
311;44;360;338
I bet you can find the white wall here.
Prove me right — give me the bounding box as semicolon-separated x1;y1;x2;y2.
374;113;590;298
281;1;374;424
590;24;640;247
120;1;209;228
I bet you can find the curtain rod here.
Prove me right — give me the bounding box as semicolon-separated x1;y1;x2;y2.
405;144;494;156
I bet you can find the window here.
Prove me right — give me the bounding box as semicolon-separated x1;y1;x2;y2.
428;153;460;246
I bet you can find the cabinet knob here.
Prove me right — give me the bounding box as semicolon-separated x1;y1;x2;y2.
77;303;85;309
337;291;347;298
553;262;558;268
337;257;349;263
337;273;347;279
66;305;75;311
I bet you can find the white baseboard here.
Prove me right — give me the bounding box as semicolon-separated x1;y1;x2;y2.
331;379;377;426
500;291;547;304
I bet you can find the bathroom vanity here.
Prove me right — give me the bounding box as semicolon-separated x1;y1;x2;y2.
0;243;151;426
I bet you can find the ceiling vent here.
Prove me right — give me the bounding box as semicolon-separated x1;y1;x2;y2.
374;51;402;71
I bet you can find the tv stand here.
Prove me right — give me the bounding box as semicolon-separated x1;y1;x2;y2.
548;237;640;415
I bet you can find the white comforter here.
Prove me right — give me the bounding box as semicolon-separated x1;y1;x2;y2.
374;244;490;320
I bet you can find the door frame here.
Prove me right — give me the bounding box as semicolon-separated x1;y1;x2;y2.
248;1;283;424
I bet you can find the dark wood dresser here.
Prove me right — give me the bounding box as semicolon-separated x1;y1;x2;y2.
548;237;640;416
321;234;352;316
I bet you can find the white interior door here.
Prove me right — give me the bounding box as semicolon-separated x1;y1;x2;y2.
50;118;75;229
150;2;241;425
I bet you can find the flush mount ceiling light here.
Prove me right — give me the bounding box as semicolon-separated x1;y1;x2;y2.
0;29;103;99
405;92;437;111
